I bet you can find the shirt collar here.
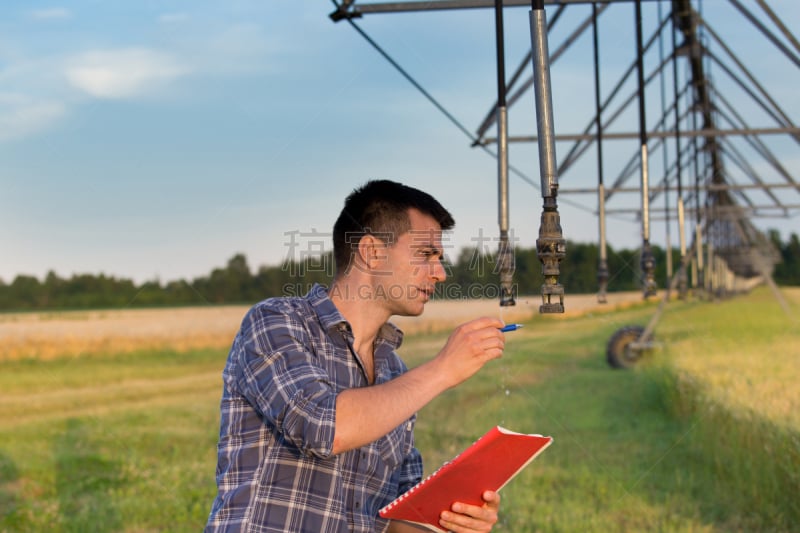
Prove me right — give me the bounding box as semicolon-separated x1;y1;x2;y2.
305;283;404;349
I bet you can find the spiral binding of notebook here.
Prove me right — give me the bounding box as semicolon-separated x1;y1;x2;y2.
379;426;553;529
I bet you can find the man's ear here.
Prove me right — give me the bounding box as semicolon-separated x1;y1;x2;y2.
356;234;383;270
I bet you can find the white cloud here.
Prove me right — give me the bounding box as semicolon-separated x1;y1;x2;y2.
0;18;275;142
0;93;66;141
65;48;190;99
29;8;71;20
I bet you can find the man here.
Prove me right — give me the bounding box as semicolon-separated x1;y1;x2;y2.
206;180;506;532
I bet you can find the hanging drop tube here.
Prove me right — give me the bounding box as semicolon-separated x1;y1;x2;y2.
495;0;515;307
671;13;689;299
592;3;608;304
635;0;657;298
530;0;565;313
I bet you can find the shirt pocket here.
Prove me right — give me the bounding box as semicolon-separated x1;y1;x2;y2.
376;416;416;471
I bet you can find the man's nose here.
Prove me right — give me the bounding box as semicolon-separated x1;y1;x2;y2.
431;257;447;283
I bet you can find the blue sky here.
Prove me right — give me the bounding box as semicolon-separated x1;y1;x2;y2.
1;2;798;284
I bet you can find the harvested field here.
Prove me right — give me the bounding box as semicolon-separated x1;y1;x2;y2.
390;290;645;334
1;287;797;532
0;306;249;360
0;292;646;360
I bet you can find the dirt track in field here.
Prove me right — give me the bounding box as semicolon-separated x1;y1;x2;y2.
0;292;646;360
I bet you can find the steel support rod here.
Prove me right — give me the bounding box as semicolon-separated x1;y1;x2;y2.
505;5;610;119
728;0;800;69
555;12;671;177
558;182;800;194
474;4;566;142
336;0;661;17
604;203;800;215
756;0;800;56
478;126;800;144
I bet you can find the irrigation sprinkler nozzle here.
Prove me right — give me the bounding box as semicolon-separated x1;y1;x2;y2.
537;197;566;313
641;241;657;298
498;236;516;307
597;258;609;304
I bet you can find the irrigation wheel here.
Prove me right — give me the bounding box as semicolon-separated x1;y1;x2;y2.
606;325;647;369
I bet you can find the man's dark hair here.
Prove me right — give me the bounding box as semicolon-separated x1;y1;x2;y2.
332;179;455;276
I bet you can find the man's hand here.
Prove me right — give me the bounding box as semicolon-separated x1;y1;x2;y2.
438;490;500;532
435;317;505;389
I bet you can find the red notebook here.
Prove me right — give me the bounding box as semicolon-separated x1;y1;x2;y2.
379;426;553;532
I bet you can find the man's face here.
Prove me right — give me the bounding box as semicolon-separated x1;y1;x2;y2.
376;208;447;317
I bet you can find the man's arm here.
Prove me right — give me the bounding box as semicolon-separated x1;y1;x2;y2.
332;316;504;454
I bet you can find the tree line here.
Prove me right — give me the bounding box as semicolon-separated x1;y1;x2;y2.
2;232;798;311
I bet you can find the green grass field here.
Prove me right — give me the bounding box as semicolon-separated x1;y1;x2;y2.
1;287;797;532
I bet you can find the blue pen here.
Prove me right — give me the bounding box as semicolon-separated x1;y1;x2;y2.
499;324;524;332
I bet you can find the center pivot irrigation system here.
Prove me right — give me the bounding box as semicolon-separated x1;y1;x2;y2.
328;0;800;367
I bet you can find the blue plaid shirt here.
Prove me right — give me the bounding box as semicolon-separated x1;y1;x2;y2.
206;284;423;532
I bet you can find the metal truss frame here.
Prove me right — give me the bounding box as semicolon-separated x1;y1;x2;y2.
329;0;800;301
